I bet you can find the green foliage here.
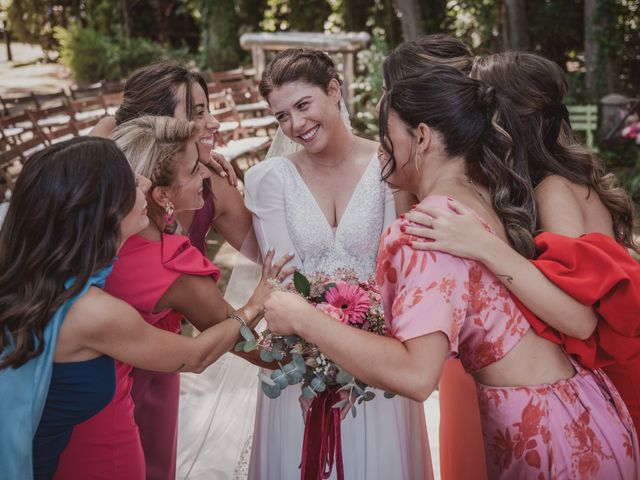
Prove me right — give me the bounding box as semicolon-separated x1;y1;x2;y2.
55;25;190;83
200;0;246;70
600;143;640;205
351;28;389;137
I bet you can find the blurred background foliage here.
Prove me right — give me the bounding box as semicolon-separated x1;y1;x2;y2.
3;0;640;199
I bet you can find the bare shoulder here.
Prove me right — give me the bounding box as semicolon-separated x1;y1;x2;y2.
356;137;379;158
89;116;117;138
535;175;586;235
66;286;139;333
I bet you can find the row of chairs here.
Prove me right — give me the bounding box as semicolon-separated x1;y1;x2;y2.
0;91;122;200
0;69;279;199
206;68;278;181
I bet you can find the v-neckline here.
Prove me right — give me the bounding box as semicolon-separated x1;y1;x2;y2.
285;155;377;238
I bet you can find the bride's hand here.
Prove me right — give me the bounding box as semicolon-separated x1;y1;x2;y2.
401;197;495;262
245;249;295;321
264;291;313;335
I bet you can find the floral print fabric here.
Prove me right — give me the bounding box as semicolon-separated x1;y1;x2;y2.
377;195;639;479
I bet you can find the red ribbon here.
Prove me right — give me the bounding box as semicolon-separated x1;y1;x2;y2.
300;387;344;480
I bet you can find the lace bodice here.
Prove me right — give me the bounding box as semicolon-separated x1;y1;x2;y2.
244;155;395;280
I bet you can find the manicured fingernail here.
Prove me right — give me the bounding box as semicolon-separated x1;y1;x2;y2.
410;204;417;208
287;251;295;256
220;171;227;177
268;246;274;252
399;214;405;219
447;196;453;201
400;225;406;232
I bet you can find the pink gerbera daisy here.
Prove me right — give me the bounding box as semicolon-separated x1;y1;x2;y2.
324;281;371;325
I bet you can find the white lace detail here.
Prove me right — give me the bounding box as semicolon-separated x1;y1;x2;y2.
273;155;385;280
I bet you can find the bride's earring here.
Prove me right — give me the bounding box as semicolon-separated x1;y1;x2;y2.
412;139;422;173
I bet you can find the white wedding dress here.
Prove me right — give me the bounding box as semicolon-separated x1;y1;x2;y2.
243;155;432;480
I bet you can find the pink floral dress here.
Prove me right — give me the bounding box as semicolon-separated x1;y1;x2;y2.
377;195;639;479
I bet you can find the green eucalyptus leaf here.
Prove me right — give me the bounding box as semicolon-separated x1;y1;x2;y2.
243;339;258;352
258;373;276;386
261;381;282;399
335;369;354;385
234;341;246;352
271;344;285;361
353;384;364;396
259;350;274;362
293;271;311;297
271;369;289;389
302;385;317;399
310;376;326;393
240;325;255;342
357;396;364;405
383;391;396;399
364;391;376;401
351;405;357;418
291;353;306;373
284;335;301;347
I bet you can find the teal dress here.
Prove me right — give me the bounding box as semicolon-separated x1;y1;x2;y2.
0;265;113;479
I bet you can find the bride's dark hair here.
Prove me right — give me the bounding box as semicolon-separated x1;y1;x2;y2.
0;137;136;369
379;65;537;258
259;48;342;101
473;52;637;251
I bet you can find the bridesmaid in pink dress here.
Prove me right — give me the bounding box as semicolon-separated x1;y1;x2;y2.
55;117;291;479
380;35;486;480
263;66;639;478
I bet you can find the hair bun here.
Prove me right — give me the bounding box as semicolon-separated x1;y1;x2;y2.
478;84;496;107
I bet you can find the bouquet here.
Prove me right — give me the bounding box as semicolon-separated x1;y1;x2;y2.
236;269;393;480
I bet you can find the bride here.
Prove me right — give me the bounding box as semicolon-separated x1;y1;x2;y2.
243;48;431;479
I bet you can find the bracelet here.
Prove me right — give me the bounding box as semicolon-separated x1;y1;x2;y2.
228;312;248;328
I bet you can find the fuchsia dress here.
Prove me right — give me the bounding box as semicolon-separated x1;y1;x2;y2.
378;195;639;479
55;234;220;480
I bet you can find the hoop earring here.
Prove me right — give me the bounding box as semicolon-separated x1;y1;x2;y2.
164;200;175;225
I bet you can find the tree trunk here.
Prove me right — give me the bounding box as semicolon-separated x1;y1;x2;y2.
201;0;243;71
584;0;599;101
121;0;131;37
504;0;529;50
392;0;425;41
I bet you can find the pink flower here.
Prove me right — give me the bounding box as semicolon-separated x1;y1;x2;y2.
317;303;348;323
324;281;371;325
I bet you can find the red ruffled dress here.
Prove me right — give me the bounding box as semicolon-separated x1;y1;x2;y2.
515;232;640;435
55;234;220;480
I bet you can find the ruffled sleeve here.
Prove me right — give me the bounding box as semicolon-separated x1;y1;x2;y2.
377;218;469;355
515;232;640;368
244;157;303;271
105;234;220;322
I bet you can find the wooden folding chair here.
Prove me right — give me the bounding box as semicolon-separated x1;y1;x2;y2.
31;89;70;109
1;94;38;116
70;82;104;100
0;111;46;159
0;145;25;199
28;104;78;145
70;96;108;135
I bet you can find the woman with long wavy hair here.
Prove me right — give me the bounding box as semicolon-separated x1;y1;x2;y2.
263;65;639;478
403;52;640;437
54;118;291;480
0;136;283;480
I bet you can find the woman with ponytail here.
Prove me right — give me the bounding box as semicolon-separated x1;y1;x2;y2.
404;52;640;437
262;65;639;478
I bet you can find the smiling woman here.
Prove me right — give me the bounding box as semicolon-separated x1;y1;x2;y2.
242;48;432;480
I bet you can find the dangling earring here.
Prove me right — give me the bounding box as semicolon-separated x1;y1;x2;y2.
413;139;422;173
164;200;175;225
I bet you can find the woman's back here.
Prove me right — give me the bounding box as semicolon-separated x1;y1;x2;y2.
536;174;616;238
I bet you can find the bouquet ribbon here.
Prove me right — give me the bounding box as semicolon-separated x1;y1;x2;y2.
300;386;344;480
